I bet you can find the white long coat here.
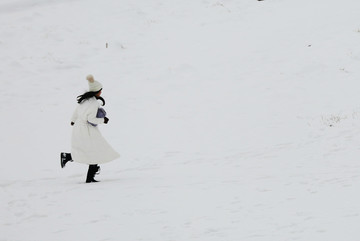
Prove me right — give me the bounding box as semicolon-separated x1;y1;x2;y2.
70;97;120;164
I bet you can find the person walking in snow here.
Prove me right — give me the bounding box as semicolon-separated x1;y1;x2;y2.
61;75;120;183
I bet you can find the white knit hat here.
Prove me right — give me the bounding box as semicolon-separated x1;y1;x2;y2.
86;74;103;92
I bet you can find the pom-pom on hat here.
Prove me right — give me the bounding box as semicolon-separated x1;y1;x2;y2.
86;74;103;92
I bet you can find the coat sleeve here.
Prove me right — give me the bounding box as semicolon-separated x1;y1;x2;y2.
87;101;105;125
71;106;79;123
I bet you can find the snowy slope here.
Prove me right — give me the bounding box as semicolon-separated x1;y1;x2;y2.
2;0;360;240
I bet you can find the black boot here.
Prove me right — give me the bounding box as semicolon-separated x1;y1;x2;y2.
95;165;101;175
61;153;73;168
86;165;100;183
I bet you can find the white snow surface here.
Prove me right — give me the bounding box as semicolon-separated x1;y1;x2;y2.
2;0;360;240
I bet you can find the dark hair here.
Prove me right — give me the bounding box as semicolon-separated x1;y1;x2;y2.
77;90;105;106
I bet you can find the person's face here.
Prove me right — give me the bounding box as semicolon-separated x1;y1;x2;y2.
96;90;102;97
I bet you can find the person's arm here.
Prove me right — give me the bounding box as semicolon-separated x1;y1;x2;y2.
70;106;78;125
87;102;107;125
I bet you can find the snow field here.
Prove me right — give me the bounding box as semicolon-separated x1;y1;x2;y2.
2;0;360;240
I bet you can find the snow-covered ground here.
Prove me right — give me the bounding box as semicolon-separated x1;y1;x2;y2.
2;0;360;240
